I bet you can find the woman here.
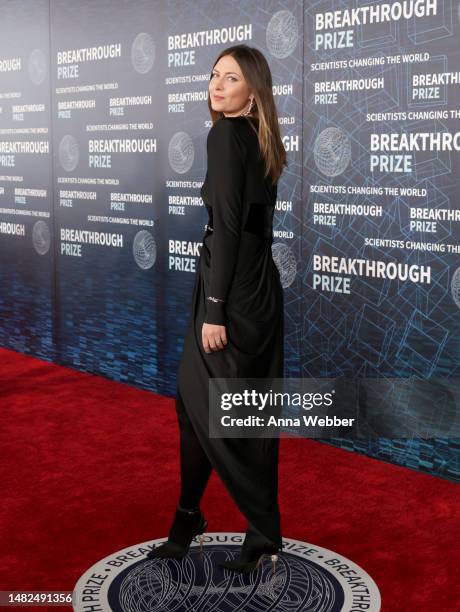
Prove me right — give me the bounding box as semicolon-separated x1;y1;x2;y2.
147;44;287;574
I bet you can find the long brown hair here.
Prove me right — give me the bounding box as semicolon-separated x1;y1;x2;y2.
208;44;287;185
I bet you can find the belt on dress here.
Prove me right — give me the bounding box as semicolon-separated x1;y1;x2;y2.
204;224;214;232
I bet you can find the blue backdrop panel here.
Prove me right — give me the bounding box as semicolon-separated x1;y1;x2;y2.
0;0;54;360
160;0;303;390
302;0;460;479
50;0;162;388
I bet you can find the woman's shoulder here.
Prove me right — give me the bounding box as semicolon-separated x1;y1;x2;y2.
209;116;258;135
207;117;250;158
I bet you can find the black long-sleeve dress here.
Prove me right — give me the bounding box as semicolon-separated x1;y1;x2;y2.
177;114;284;547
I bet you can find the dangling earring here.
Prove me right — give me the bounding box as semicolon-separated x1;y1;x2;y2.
241;96;255;116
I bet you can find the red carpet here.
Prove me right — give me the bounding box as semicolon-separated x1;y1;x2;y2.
1;346;459;611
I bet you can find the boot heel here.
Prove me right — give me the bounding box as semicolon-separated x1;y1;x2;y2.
254;553;278;573
218;530;281;575
197;519;207;556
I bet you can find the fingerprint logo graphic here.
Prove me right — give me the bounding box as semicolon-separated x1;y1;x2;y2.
32;220;50;255
131;33;156;74
451;266;460;309
133;230;156;270
59;135;79;172
28;49;47;85
168;132;194;174
266;10;299;58
314;127;351;177
73;534;381;611
117;549;330;610
272;242;297;288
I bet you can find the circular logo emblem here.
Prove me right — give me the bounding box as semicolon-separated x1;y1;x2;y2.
168;132;195;174
131;33;156;74
32;220;51;255
266;10;299;59
133;230;156;270
59;134;79;172
73;533;381;611
272;242;297;288
28;48;47;85
451;266;460;309
314;127;351;177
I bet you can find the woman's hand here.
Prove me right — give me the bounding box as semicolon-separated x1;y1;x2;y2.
202;322;228;354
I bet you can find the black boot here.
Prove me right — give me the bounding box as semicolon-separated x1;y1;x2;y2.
146;505;208;559
219;524;281;574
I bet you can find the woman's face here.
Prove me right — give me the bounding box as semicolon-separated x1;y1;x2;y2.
209;54;252;117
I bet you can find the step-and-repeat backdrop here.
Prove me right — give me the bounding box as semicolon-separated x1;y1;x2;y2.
0;0;458;481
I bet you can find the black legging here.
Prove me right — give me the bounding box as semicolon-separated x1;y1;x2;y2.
175;388;213;511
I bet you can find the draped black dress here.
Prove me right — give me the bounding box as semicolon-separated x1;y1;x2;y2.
177;115;284;547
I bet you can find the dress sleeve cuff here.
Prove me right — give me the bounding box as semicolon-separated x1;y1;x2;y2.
204;297;227;325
